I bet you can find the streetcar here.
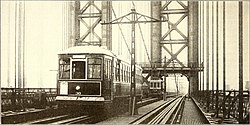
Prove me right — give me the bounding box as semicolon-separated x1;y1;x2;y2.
55;46;143;114
148;79;163;98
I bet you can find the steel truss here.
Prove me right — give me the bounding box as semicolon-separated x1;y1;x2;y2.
161;1;188;67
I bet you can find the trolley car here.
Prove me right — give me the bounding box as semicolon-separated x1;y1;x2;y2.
55;46;143;114
148;79;163;98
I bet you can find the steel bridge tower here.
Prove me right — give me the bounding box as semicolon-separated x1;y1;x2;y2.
149;1;201;96
64;1;112;50
68;1;202;96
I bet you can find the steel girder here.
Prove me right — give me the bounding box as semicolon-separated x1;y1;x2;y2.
77;1;112;46
161;1;188;68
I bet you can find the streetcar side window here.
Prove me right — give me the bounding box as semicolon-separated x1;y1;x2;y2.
116;60;120;81
115;61;119;81
87;58;102;79
125;66;127;82
129;67;131;82
121;64;123;82
105;59;108;78
108;59;111;79
72;61;86;79
59;58;70;79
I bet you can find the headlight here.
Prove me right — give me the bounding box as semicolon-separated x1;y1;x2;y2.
76;85;80;91
60;81;68;95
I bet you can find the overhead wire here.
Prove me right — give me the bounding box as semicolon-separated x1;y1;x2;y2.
111;3;131;54
118;2;121;55
137;22;152;64
132;1;152;65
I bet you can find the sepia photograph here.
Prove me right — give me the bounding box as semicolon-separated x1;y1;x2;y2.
1;1;249;124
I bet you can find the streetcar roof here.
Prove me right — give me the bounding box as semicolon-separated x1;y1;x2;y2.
58;46;116;56
58;45;142;71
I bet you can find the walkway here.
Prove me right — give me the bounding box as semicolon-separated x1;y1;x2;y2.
180;98;208;124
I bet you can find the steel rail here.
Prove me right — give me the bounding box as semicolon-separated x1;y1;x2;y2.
149;98;180;124
51;115;90;124
27;115;69;124
130;97;179;124
154;96;184;124
170;97;185;124
130;95;185;124
62;116;95;124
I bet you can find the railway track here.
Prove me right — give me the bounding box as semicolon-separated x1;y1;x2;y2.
1;107;65;124
2;97;166;124
130;95;185;124
2;106;102;124
26;114;96;124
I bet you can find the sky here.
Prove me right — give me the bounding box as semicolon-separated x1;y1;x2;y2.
1;1;249;92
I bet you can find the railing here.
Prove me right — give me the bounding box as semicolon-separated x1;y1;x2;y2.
1;88;57;112
195;90;250;123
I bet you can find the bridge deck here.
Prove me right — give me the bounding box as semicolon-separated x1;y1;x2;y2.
180;98;209;124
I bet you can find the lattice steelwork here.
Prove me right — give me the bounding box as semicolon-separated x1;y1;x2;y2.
76;1;102;46
161;1;188;67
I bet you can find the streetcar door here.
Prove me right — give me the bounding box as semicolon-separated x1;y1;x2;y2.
104;57;113;100
71;59;86;79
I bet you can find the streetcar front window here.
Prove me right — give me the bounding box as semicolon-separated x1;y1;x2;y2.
88;58;102;79
59;58;70;79
72;61;86;79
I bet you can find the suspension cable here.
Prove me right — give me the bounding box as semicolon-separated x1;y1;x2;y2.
111;4;131;54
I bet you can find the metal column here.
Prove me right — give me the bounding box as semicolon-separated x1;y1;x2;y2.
151;1;162;65
71;1;80;47
150;1;161;80
65;0;80;48
101;1;112;50
130;8;137;116
188;1;199;96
